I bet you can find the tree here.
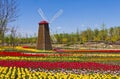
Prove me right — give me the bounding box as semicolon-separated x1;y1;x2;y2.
93;28;100;49
109;27;114;38
94;28;99;38
75;28;80;43
101;23;108;41
10;27;17;47
4;34;10;45
62;37;67;44
80;31;87;44
0;0;18;46
86;27;94;42
111;27;119;43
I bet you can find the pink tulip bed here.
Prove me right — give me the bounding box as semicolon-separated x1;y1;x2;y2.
0;47;120;78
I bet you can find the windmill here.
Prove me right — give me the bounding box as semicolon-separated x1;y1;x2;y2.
36;8;63;50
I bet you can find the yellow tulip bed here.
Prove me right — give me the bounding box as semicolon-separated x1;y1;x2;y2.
0;46;54;53
0;66;119;79
15;46;55;53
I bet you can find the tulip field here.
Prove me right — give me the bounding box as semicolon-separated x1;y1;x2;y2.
0;46;120;78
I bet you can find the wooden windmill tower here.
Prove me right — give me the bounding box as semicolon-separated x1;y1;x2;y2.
36;8;63;50
36;20;52;50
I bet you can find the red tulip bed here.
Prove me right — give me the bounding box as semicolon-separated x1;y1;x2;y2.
0;60;120;71
0;49;120;78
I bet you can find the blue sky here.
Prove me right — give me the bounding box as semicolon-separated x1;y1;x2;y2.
12;0;120;36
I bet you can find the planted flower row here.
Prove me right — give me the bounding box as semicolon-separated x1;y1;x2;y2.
1;51;120;57
56;49;120;53
0;51;70;57
0;60;120;71
1;56;120;63
0;46;54;53
1;46;120;53
0;66;119;79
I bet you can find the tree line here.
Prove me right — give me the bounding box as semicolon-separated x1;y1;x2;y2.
1;25;120;47
54;25;120;45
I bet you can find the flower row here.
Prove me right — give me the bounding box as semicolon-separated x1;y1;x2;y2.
0;60;120;71
55;49;120;53
0;56;120;63
1;51;120;57
1;46;120;53
0;46;54;53
0;66;119;79
0;51;71;57
16;46;54;52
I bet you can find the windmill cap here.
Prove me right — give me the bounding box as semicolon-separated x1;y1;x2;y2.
39;20;48;24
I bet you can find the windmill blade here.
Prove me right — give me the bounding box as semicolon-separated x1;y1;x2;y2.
49;9;63;24
50;28;57;43
51;34;57;43
38;8;47;21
